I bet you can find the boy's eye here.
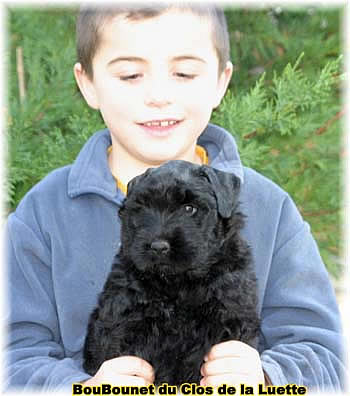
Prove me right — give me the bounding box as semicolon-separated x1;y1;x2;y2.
174;72;197;80
119;74;143;81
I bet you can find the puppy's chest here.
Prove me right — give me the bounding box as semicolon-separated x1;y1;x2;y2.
158;299;189;320
145;287;205;323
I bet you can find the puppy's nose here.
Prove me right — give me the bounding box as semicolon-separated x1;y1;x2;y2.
150;240;170;255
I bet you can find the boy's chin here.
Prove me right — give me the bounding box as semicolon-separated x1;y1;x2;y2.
134;144;192;166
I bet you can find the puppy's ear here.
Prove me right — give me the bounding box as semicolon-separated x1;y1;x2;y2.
126;167;154;196
199;166;241;218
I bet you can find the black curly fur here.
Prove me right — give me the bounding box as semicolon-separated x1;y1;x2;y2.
83;160;260;385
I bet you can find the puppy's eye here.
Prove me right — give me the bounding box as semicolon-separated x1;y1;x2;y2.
184;205;197;215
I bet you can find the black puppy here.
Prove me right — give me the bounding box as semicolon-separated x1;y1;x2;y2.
83;160;260;385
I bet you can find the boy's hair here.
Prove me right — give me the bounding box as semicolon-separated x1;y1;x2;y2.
76;3;231;79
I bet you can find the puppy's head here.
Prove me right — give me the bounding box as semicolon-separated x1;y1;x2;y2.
119;160;242;278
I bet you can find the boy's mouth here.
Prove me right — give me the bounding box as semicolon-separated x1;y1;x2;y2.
137;119;182;136
141;119;179;127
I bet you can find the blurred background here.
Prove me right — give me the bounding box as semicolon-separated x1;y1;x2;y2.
6;5;345;286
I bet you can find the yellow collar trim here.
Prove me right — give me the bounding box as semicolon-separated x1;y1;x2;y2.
108;145;209;195
195;145;209;167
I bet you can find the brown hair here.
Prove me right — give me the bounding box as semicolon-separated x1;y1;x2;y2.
76;2;230;79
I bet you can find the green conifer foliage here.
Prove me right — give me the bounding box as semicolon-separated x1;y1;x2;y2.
6;7;344;277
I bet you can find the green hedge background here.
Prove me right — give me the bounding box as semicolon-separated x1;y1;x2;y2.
6;6;345;277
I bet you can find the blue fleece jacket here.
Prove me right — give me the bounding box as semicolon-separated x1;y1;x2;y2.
6;124;346;392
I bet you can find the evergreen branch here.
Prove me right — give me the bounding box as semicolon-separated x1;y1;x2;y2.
16;46;26;104
301;208;339;217
243;130;257;139
314;109;346;135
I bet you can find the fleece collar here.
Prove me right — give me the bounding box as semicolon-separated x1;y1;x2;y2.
67;123;244;201
198;123;244;182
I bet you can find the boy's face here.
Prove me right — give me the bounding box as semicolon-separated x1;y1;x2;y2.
74;9;232;166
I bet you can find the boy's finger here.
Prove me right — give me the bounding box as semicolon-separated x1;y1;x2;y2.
113;375;153;386
200;373;241;388
94;374;153;387
205;340;257;361
104;356;155;381
201;357;250;376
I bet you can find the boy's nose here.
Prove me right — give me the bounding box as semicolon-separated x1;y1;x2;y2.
144;79;172;108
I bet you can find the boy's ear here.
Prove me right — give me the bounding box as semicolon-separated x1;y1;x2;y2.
73;63;100;110
213;61;233;109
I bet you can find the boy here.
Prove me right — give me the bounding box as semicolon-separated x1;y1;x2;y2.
6;3;345;392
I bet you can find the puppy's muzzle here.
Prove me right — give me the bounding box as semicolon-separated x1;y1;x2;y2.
150;240;170;255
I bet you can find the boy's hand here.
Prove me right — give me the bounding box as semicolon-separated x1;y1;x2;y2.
200;341;264;389
82;356;155;386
